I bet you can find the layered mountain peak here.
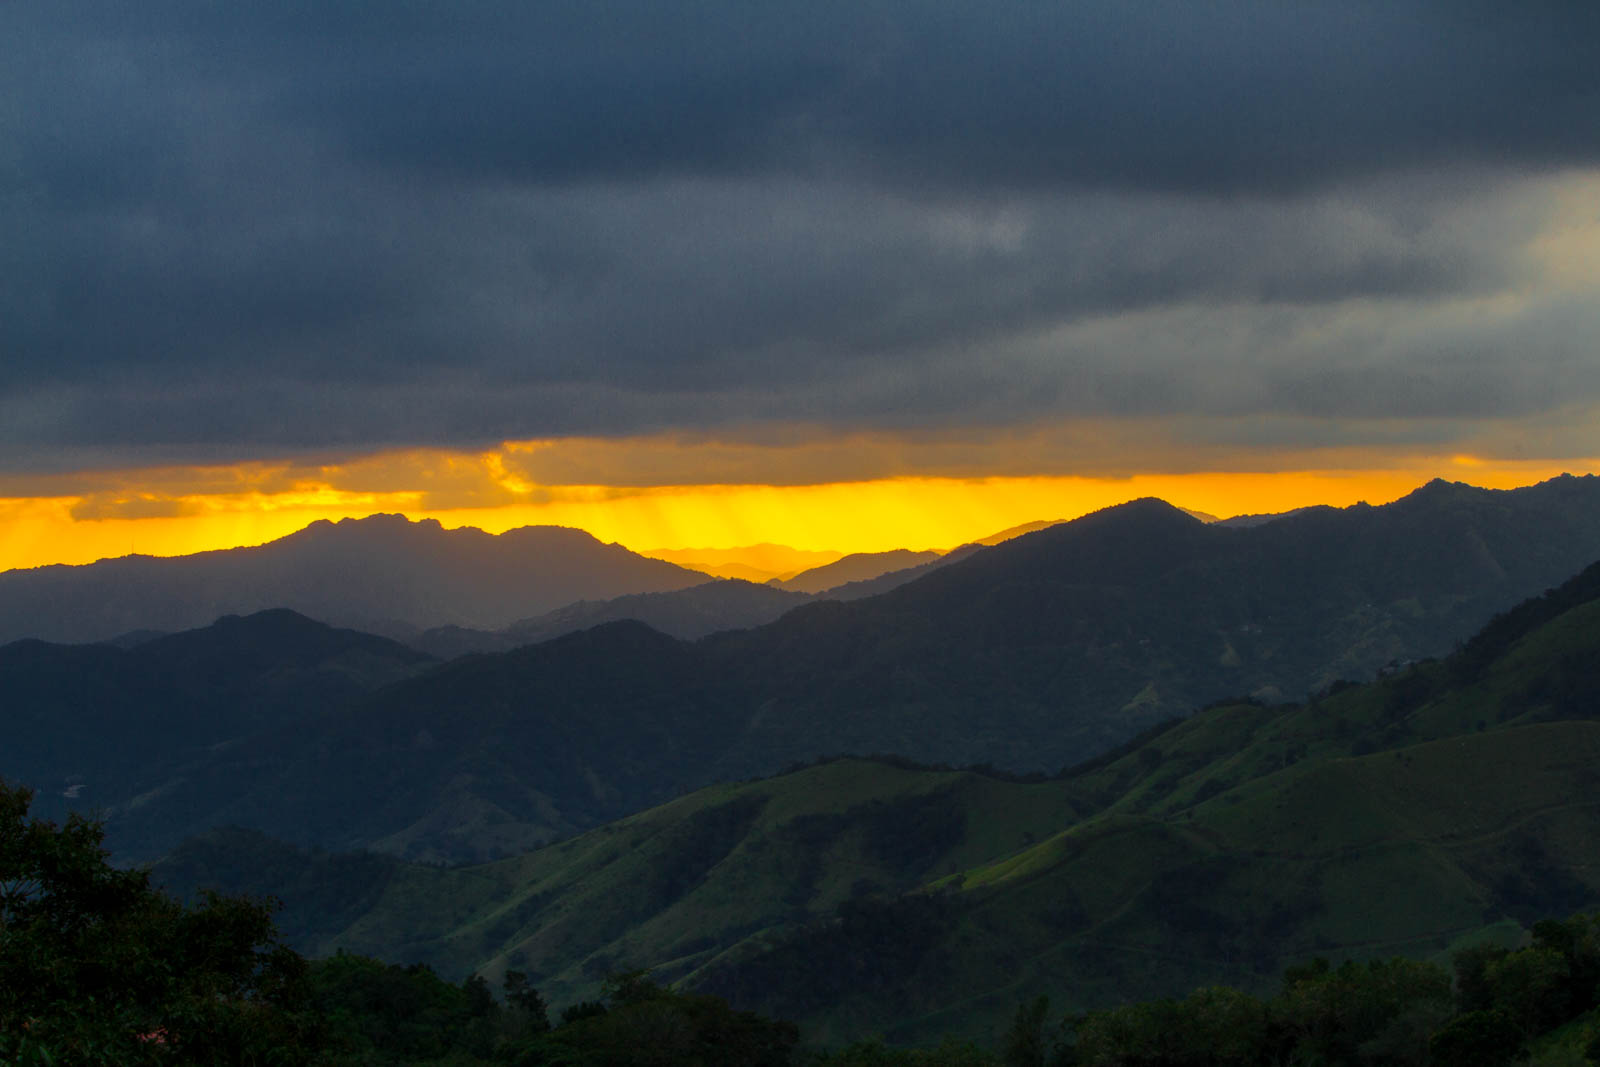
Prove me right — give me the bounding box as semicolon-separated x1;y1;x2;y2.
1091;495;1206;528
0;517;711;644
496;524;614;548
930;495;1214;588
317;512;439;530
138;608;434;671
1022;496;1206;544
1390;476;1477;508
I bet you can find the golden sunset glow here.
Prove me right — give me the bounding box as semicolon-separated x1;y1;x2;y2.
1;440;1592;573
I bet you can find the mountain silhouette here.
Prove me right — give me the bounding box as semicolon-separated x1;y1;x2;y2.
0;514;710;643
772;549;946;593
2;608;433;830
405;550;982;659
36;474;1600;864
409;579;813;658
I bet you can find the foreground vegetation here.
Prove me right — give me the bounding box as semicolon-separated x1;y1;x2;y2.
2;779;801;1064
11;775;1600;1066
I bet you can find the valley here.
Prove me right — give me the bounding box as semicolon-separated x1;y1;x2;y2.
151;553;1600;1041
7;475;1600;1056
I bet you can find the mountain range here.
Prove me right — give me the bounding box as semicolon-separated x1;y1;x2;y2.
408;545;983;657
769;549;947;594
408;579;814;659
153;541;1600;1045
0;516;974;652
0;514;713;644
635;544;844;584
9;475;1600;869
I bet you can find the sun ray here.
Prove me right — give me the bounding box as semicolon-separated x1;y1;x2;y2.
2;451;1593;572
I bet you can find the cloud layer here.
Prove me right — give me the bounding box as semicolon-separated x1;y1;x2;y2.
4;1;1599;475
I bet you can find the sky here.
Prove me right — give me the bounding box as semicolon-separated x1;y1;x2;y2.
4;2;1600;568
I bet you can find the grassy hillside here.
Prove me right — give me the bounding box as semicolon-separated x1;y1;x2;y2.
155;553;1600;1046
160;759;1082;1004
691;563;1600;1042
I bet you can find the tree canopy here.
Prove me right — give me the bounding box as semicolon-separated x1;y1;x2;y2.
0;779;315;1064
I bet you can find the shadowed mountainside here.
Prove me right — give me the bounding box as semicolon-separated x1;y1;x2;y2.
772;549;946;594
0;514;712;644
692;556;1600;1043
156;552;1600;1044
637;544;843;583
819;542;987;602
691;475;1600;776
514;526;1051;649
971;519;1062;545
407;547;983;659
2;609;435;828
50;474;1600;865
409;580;813;658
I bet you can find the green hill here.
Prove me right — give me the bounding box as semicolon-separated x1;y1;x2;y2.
156;553;1600;1046
158;758;1083;1004
693;564;1600;1042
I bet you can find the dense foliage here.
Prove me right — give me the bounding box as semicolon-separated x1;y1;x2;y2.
0;780;316;1064
1056;916;1600;1067
818;918;1600;1066
13;770;1600;1065
0;781;797;1064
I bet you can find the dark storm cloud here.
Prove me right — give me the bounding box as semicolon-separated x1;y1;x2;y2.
33;1;1596;194
3;1;1599;469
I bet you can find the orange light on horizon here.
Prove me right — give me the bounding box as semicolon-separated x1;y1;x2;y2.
0;457;1593;573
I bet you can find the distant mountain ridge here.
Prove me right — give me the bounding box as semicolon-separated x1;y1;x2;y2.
406;527;1031;657
0;514;711;644
639;544;843;583
971;519;1061;545
408;550;975;658
410;580;813;658
771;549;946;593
28;473;1600;866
